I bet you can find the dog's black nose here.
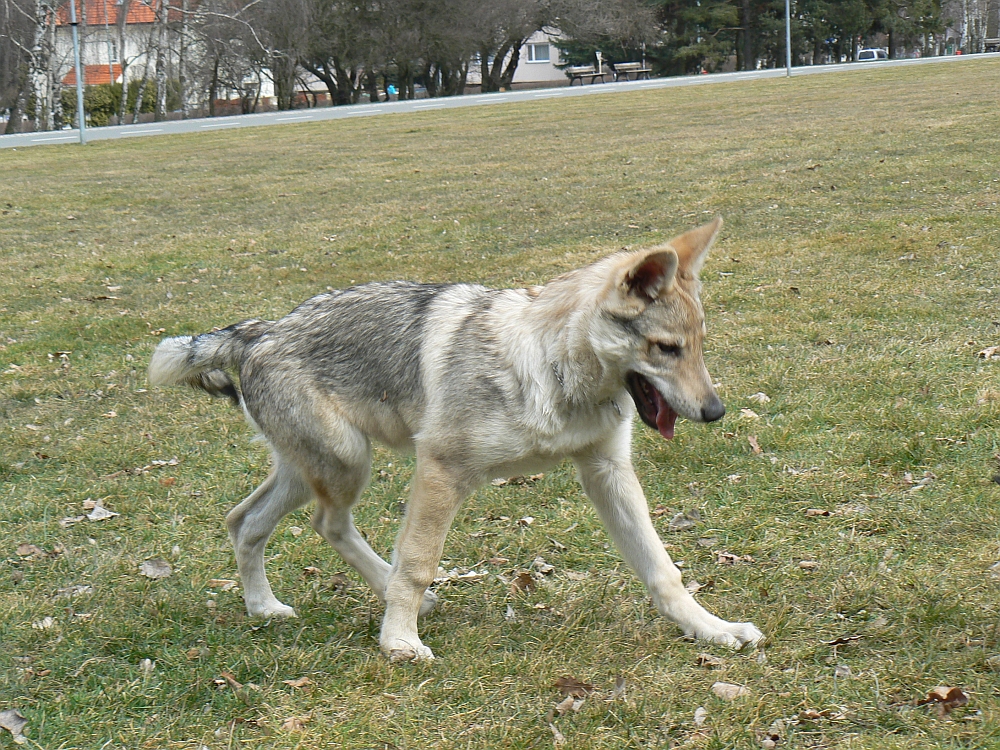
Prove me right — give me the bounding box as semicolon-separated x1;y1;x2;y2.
701;399;725;422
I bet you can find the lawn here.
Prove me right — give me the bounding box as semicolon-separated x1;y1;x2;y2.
2;58;1000;749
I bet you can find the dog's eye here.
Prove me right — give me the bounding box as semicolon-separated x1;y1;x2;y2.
656;342;682;357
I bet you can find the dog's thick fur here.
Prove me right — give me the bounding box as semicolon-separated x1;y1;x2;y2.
150;218;762;660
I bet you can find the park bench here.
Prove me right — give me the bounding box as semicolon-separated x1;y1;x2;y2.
613;62;652;81
565;65;608;85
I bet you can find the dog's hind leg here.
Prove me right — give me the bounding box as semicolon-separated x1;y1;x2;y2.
308;430;439;617
574;433;763;649
226;458;310;618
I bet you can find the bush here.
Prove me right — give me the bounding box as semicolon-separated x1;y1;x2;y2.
61;79;181;127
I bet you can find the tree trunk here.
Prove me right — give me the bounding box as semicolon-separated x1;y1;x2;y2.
5;79;27;134
153;0;168;121
740;0;754;69
179;0;188;117
208;56;219;116
499;40;523;90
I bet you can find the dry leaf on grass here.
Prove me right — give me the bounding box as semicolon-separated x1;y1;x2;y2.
696;653;726;668
607;676;626;701
978;346;1000;360
668;509;701;532
548;722;566;746
716;552;754;565
553;695;577;716
693;706;708;726
748;435;762;454
554;676;594;698
0;708;28;745
798;560;820;570
140;558;172;579
215;671;243;690
206;579;238;591
302;566;322;577
823;634;863;647
510;571;536;594
282;676;314;689
804;508;830;517
917;686;969;716
16;543;48;558
31;616;55;630
281;715;310;732
533;557;555;574
711;681;749;700
740;408;761;420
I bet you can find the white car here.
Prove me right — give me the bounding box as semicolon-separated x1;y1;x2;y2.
857;48;889;61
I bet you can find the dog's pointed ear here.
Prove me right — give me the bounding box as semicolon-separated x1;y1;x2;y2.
607;249;679;318
666;216;723;278
622;249;679;302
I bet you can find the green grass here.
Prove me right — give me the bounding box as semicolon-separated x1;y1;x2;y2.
2;59;1000;749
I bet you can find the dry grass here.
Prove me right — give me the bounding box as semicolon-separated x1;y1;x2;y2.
2;58;1000;749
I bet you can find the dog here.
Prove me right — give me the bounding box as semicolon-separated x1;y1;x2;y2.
149;217;762;661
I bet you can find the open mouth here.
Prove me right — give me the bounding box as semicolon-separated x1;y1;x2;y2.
625;372;678;440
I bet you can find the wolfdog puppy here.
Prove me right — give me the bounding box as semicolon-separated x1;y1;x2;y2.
149;218;762;661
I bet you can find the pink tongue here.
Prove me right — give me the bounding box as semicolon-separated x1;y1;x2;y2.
652;389;678;440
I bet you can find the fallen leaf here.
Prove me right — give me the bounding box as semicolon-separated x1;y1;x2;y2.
748;435;762;454
554;676;594;698
159;476;176;487
804;508;831;517
693;706;708;726
329;572;351;591
607;676;626;701
518;516;534;526
668;513;696;532
55;584;92;598
716;552;754;565
0;708;28;744
834;665;852;678
548;722;566;746
510;571;535;594
740;408;761;420
978;346;1000;360
697;536;718;548
282;676;314;689
139;558;172;579
798;560;820;570
16;543;44;558
59;515;87;527
711;681;749;700
289;525;303;537
823;634;863;647
696;653;726;668
554;695;575;716
31;616;55;630
302;566;322;577
218;671;243;690
917;686;969;716
748;391;771;403
87;503;118;521
685;579;704;594
280;715;310;732
533;556;555;574
505;604;517;622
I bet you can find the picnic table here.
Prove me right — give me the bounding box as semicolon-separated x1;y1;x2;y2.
565;65;608;85
613;62;652;81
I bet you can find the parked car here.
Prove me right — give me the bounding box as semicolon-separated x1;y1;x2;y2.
857;48;889;61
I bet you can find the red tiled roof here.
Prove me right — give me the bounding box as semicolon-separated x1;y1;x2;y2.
63;64;123;85
56;0;157;26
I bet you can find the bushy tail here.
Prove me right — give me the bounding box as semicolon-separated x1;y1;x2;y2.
149;322;261;406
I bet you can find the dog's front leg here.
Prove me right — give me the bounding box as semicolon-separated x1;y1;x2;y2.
574;444;762;648
381;453;469;662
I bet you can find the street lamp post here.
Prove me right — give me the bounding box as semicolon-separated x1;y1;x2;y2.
785;0;792;76
69;0;87;144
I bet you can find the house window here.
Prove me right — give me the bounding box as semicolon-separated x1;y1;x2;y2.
526;43;550;62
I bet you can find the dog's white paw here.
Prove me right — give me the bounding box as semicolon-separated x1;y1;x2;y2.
419;588;439;617
246;599;297;619
382;637;435;663
692;621;763;648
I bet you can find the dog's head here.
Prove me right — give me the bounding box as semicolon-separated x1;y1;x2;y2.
599;218;725;440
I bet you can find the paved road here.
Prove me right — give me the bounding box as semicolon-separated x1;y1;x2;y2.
3;53;998;150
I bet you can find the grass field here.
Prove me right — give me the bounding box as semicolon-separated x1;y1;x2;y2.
2;58;1000;749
